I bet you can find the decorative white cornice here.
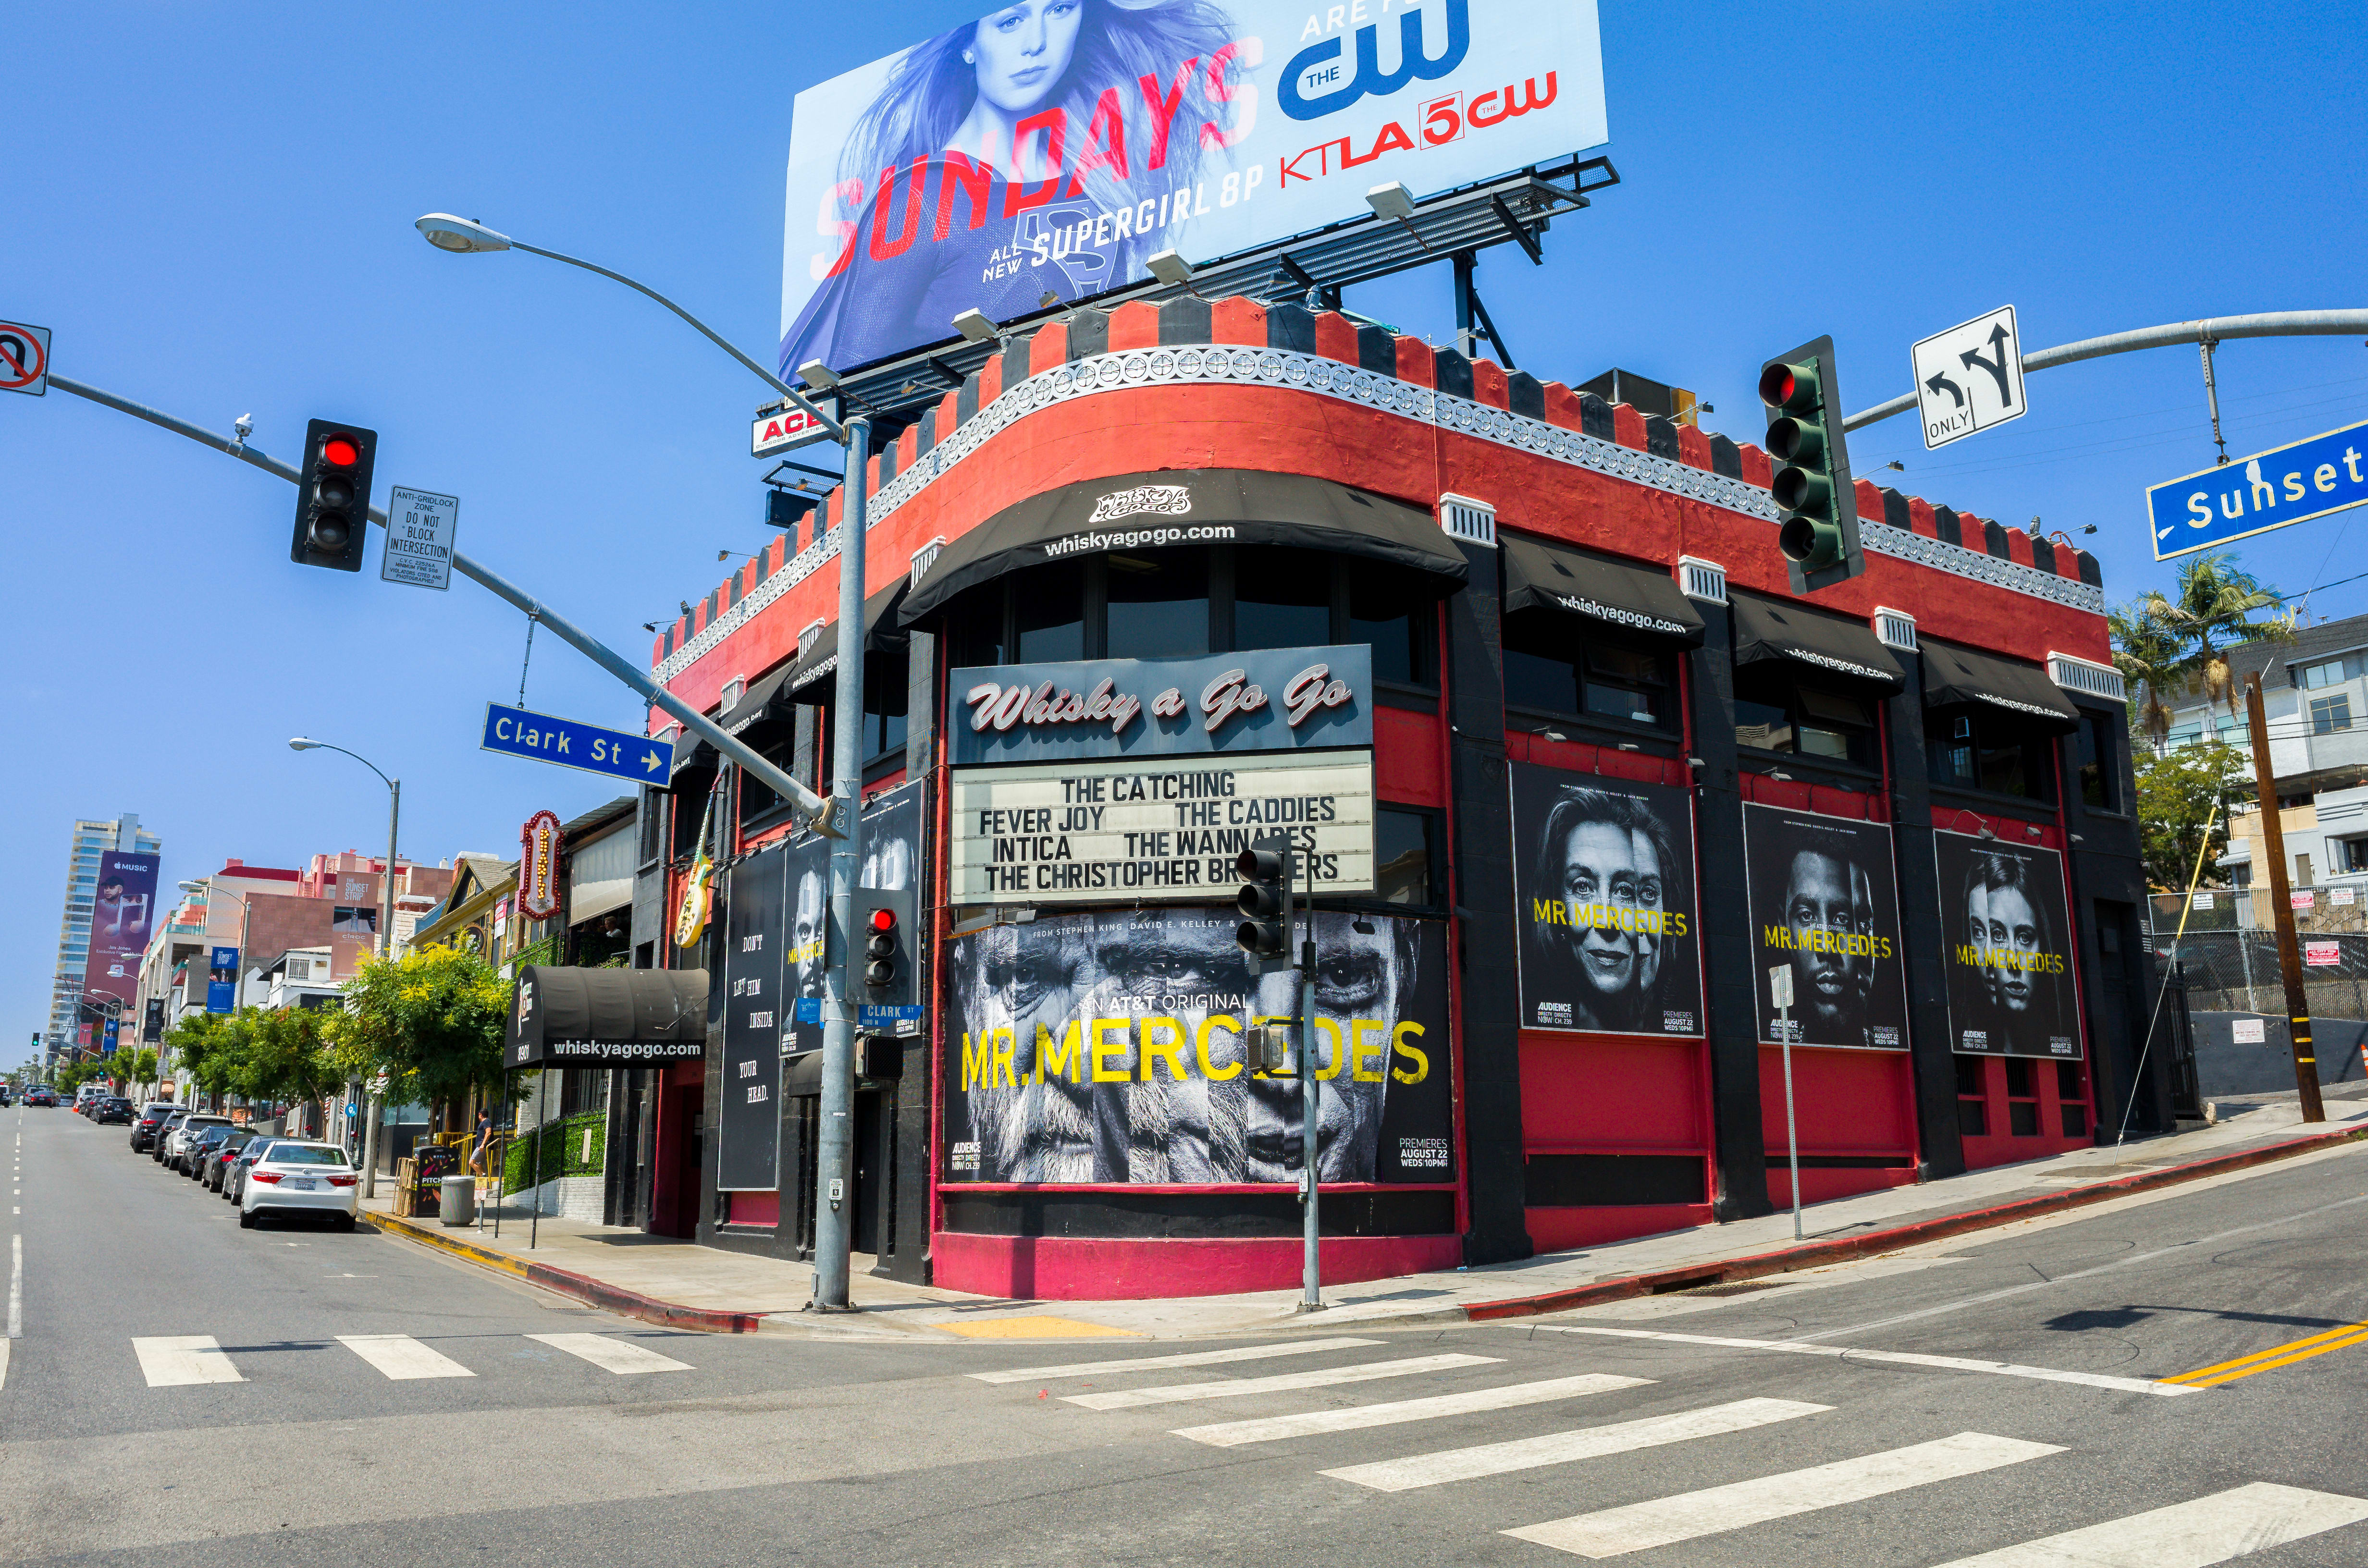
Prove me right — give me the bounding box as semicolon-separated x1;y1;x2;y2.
654;347;2104;684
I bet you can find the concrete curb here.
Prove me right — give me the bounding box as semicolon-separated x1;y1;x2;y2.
367;1210;766;1335
1460;1123;2368;1323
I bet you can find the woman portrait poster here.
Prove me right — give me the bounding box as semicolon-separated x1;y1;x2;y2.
783;0;1252;376
1936;832;2081;1060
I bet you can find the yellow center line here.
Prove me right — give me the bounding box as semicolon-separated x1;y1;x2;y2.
2167;1321;2368;1387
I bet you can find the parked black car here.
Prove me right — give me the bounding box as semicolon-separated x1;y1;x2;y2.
223;1139;279;1203
183;1125;234;1179
129;1103;180;1152
203;1129;259;1190
93;1096;134;1126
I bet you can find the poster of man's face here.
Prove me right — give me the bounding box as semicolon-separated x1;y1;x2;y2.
1510;765;1703;1037
1743;804;1909;1050
944;906;1450;1187
1936;832;2081;1059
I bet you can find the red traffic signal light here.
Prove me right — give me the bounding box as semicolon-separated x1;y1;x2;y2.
869;907;895;933
321;434;361;467
290;419;377;572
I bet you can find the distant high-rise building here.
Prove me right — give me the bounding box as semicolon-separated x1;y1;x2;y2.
47;814;161;1061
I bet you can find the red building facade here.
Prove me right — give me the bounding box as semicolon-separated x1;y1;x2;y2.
631;294;2158;1299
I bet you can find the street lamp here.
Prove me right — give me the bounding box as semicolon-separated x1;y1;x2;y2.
415;209;876;1311
290;736;400;1194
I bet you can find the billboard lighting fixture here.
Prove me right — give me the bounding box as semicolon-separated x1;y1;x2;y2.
1365;183;1415;221
1147;249;1197;289
952;309;999;344
798;359;840;390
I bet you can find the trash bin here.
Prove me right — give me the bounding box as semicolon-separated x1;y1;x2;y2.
439;1174;477;1227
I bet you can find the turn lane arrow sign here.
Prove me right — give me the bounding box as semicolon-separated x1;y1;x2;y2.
479;702;675;784
1911;305;2026;451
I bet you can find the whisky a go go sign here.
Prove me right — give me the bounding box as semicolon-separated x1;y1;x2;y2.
519;809;563;921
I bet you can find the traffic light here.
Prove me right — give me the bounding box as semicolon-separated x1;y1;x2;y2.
856;889;916;1007
1234;841;1291;962
290;419;377;571
1757;336;1862;591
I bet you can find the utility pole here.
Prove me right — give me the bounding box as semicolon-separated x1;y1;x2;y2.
362;778;398;1198
1297;860;1323;1313
2244;672;2326;1122
810;414;871;1312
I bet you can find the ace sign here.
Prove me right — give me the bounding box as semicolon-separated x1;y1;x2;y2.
1912;306;2027;450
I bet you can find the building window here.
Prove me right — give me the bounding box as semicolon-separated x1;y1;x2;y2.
1233;545;1333;653
2077;710;2119;812
1502;614;1677;732
1346;558;1432;686
2342;838;2368;874
862;643;909;765
1105;545;1211;661
2301;658;2351;689
1372;808;1438;907
1928;709;2056;801
2310;693;2353;735
736;735;798;831
1013;560;1085;662
1734;667;1878;767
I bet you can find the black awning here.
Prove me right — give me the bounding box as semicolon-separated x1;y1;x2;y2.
718;664;799;737
788;578;909;698
665;731;719;795
1500;533;1704;645
899;469;1469;625
507;965;708;1070
1730;592;1905;693
1921;637;2082;731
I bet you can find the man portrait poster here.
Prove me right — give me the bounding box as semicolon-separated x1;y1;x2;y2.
943;906;1451;1186
1509;763;1703;1037
1936;832;2081;1059
1742;803;1909;1051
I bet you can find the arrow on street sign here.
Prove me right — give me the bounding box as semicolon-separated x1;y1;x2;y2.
1911;305;2025;450
479;702;674;784
2149;417;2368;560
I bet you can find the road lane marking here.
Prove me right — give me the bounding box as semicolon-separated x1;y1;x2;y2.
1925;1481;2368;1566
2165;1321;2368;1388
1323;1397;1827;1492
7;1235;19;1338
0;1339;9;1392
338;1335;476;1380
1174;1373;1653;1447
1530;1324;2202;1397
1066;1353;1501;1410
1797;1189;2368;1345
528;1332;693;1374
1503;1432;2063;1557
969;1337;1382;1384
132;1336;244;1386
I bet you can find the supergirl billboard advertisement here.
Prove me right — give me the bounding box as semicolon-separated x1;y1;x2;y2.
778;0;1608;376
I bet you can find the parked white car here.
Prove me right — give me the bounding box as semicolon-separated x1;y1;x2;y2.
164;1115;232;1173
237;1140;360;1230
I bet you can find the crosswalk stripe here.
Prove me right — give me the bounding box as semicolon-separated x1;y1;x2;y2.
1175;1373;1653;1448
337;1335;476;1381
1503;1431;2062;1558
1532;1324;2201;1397
1065;1353;1501;1410
132;1335;244;1387
530;1332;694;1374
968;1336;1382;1384
1924;1482;2368;1567
1322;1397;1827;1493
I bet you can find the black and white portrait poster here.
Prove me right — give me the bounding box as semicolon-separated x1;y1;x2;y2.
1509;762;1703;1037
719;845;786;1191
1743;803;1910;1051
780;780;927;1058
942;906;1452;1186
1936;832;2083;1059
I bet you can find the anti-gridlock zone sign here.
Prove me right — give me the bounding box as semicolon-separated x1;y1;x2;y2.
951;750;1374;905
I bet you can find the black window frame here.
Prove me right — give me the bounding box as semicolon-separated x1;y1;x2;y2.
1732;664;1883;774
2075;708;2124;815
1925;704;2058;804
1499;609;1684;745
2310;692;2353;735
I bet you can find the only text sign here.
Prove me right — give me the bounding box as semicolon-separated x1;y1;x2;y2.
382;486;459;589
481;703;675;784
2149;418;2368;560
1911;306;2025;450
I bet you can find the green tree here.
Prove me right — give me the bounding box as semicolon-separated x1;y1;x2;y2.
165;1011;245;1110
2109;597;2187;750
236;1007;344;1124
118;1046;160;1096
2134;739;2245;892
329;948;512;1121
2137;551;2293;729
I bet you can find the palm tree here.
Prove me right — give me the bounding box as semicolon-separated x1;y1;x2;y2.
2136;552;2293;734
2109;599;2186;751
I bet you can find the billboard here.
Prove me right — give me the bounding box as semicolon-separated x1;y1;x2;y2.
1508;762;1702;1037
779;0;1608;375
720;844;788;1191
1741;804;1909;1051
944;905;1451;1185
83;851;160;1014
1936;832;2083;1060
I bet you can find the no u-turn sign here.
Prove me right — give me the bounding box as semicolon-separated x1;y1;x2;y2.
0;320;51;396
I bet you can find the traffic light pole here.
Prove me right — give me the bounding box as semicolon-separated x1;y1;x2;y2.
44;374;846;842
810;415;872;1313
1298;916;1323;1313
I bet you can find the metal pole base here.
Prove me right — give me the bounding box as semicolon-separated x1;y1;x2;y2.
801;1300;861;1314
1295;1299;1328;1314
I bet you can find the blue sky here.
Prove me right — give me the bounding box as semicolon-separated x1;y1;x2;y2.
5;0;2363;1059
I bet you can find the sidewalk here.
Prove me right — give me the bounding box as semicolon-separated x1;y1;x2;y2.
364;1088;2368;1342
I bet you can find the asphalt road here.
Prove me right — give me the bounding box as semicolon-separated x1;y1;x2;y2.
6;1102;2368;1566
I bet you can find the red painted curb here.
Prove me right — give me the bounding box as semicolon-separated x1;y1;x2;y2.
1464;1123;2368;1323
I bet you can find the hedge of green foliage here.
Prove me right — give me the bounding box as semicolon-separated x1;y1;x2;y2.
503;1110;605;1192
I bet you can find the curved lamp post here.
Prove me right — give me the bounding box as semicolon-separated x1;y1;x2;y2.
291;737;400;1195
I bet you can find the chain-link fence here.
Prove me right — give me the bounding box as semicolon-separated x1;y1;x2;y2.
2147;928;2368;1019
